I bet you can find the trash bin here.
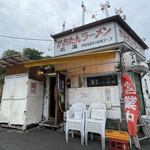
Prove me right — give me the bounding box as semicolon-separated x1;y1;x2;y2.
141;115;150;136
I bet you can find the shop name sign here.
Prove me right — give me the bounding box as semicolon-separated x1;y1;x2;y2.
54;22;116;56
116;24;145;56
53;22;145;57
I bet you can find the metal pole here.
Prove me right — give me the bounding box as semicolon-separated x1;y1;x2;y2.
104;4;109;17
100;1;110;18
62;21;65;32
81;1;86;25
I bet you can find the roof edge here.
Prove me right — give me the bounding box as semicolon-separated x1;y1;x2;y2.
51;15;148;50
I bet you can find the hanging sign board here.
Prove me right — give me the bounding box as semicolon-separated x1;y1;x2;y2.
121;51;137;71
122;75;139;137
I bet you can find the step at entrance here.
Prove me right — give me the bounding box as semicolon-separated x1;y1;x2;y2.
39;118;64;128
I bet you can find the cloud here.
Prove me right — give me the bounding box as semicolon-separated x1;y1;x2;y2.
0;0;149;59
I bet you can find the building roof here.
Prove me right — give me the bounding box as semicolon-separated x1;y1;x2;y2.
0;55;29;68
51;15;148;50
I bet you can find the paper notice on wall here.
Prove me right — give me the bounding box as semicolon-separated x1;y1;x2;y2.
31;82;36;94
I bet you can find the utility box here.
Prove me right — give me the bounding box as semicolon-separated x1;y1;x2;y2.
0;73;43;130
0;55;43;130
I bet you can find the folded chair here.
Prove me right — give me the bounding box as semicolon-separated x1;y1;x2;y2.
85;102;106;150
66;102;86;145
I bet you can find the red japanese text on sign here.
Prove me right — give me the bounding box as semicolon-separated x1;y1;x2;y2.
57;26;112;48
119;29;144;55
122;75;139;137
95;27;111;38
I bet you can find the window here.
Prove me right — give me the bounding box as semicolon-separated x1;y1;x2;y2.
87;75;118;87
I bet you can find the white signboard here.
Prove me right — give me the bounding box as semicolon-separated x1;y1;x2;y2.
116;24;145;56
54;22;116;56
68;86;120;107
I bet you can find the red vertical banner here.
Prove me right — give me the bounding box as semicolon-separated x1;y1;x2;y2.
122;75;139;137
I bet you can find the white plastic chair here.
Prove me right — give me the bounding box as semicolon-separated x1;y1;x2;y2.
85;102;106;150
66;102;86;145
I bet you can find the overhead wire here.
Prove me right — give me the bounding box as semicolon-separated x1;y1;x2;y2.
0;34;54;54
0;34;53;42
87;9;101;14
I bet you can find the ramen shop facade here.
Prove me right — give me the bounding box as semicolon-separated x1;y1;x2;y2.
24;15;149;130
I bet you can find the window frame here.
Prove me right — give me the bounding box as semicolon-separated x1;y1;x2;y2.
87;74;118;87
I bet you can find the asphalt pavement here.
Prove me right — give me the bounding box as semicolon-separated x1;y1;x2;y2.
0;127;150;150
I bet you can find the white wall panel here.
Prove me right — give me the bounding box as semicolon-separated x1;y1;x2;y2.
68;86;120;106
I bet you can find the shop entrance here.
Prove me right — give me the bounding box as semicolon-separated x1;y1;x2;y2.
49;77;56;119
40;72;65;128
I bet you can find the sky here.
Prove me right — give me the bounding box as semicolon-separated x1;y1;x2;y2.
0;0;150;59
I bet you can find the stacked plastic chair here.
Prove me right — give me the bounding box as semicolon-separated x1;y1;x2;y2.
85;102;106;150
66;102;86;145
